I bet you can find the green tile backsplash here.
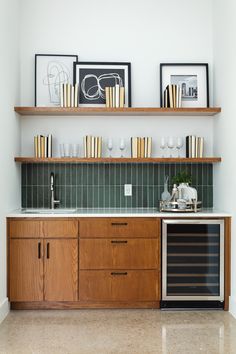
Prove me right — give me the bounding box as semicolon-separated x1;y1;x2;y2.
21;163;213;209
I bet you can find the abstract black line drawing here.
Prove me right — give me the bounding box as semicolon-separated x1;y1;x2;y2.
74;62;131;107
43;61;70;104
81;73;123;101
35;54;78;107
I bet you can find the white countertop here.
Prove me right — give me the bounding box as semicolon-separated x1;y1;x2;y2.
7;208;231;218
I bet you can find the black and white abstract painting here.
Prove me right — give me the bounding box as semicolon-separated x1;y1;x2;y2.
35;54;78;107
73;62;131;107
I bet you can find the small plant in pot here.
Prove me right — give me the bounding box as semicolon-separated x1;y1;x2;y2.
172;171;197;201
172;171;192;185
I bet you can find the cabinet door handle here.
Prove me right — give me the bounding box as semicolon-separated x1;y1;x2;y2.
111;240;128;244
111;222;128;226
111;272;128;276
38;242;41;259
46;242;50;259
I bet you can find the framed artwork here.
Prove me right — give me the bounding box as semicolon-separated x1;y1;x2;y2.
73;61;131;107
35;54;78;107
160;63;209;108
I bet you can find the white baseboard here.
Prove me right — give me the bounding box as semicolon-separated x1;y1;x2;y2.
0;298;9;324
229;297;236;318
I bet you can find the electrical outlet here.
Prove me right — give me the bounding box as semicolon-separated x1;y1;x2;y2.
124;184;132;196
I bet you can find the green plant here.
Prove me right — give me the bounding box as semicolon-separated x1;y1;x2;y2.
172;170;192;185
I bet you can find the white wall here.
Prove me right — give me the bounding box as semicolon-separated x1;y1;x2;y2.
19;0;214;157
213;0;236;317
0;0;21;322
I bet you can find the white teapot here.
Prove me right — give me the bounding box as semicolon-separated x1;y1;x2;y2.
177;183;197;202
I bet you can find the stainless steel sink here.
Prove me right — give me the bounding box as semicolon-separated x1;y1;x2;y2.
22;208;77;214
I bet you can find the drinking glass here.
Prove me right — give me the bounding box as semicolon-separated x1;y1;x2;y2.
59;144;65;158
176;137;183;157
119;138;126;157
107;138;113;157
72;144;79;158
64;143;71;158
167;137;175;157
160;137;166;158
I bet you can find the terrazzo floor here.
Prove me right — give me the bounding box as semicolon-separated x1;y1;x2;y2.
0;310;236;354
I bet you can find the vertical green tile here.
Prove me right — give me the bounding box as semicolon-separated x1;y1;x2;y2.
32;164;38;186
21;186;27;207
104;186;110;208
115;164;120;186
197;163;203;185
126;163;132;184
22;165;27;186
93;164;99;186
109;165;116;185
65;164;72;186
43;187;50;209
82;164;88;186
76;186;83;208
98;186;105;208
76;165;83;186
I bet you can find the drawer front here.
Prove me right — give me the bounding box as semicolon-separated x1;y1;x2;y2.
43;220;78;238
79;270;159;301
79;218;159;238
80;238;159;269
9;220;41;238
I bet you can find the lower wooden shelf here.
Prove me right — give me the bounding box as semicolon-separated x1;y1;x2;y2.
14;157;222;163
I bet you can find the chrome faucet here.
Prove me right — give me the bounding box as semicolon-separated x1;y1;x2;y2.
50;172;60;209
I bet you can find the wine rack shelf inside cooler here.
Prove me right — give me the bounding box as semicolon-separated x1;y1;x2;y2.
162;220;224;300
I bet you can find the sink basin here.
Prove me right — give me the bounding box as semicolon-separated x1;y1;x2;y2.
22;208;77;214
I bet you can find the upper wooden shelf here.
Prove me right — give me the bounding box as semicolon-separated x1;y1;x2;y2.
14;107;221;116
14;157;222;164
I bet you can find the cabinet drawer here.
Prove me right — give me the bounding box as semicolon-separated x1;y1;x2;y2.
79;218;159;238
43;220;78;238
79;270;159;301
9;220;41;238
80;238;159;269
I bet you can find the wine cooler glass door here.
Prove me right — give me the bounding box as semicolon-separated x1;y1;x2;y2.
162;220;224;301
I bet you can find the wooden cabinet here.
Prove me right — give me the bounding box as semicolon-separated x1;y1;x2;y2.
9;239;43;301
79;218;160;307
8;217;160;308
44;239;78;301
8;219;78;303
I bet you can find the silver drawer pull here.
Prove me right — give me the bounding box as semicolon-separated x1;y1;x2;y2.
111;272;128;276
111;222;128;226
111;240;128;244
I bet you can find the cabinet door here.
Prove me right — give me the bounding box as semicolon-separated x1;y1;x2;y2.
10;239;43;301
44;239;78;301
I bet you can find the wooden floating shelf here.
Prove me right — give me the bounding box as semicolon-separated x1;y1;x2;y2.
14;157;222;164
14;107;221;116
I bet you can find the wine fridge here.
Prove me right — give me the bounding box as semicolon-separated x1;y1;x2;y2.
162;220;224;304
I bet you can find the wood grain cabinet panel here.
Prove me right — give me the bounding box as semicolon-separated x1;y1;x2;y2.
79;218;159;238
43;220;78;238
80;238;159;270
79;270;159;302
9;220;41;238
9;239;43;301
44;239;78;301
